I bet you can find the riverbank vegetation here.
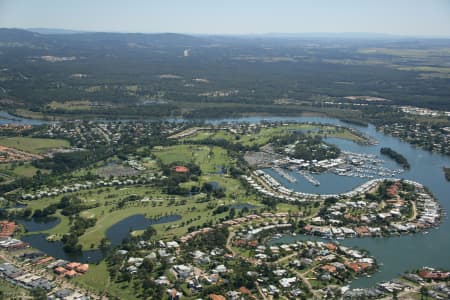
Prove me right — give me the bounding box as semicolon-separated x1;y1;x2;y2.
380;147;410;169
444;167;450;181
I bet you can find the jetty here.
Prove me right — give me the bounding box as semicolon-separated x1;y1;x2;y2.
272;167;297;183
298;170;320;186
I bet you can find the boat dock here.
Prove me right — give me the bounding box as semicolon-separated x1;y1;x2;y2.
298;170;320;186
272;167;297;183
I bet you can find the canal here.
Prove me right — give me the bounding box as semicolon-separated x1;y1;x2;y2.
217;116;450;288
3;112;450;287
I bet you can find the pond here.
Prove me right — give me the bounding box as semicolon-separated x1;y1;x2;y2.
21;214;181;263
229;203;258;210
16;217;61;232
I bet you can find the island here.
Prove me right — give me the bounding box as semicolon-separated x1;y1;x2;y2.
380;147;410;169
444;167;450;181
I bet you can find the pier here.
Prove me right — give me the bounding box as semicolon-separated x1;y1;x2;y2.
272;167;297;183
298;170;320;186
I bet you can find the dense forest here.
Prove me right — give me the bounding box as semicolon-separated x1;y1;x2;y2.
1;28;450;120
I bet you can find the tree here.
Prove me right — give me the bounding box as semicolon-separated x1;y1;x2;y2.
392;290;398;300
420;286;429;300
142;226;156;240
100;237;111;251
30;288;47;300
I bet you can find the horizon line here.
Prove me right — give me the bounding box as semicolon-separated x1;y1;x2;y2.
3;27;450;39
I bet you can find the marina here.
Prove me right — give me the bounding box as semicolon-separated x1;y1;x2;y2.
272;166;297;183
226;115;450;289
298;170;320;186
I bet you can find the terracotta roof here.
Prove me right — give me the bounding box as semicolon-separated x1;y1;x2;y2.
54;266;67;274
209;294;226;300
66;262;81;270
325;243;337;251
174;166;189;173
0;221;16;237
75;264;89;273
321;264;337;273
65;270;77;277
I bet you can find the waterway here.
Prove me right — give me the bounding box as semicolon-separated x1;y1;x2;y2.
213;116;450;288
3;112;450;287
0;111;46;125
21;214;181;263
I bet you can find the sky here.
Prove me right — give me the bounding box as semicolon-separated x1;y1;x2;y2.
1;0;450;37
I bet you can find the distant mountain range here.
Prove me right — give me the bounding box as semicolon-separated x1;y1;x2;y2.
27;28;89;35
0;28;206;48
0;27;444;40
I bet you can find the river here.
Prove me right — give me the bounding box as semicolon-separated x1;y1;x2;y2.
3;112;450;287
215;116;450;288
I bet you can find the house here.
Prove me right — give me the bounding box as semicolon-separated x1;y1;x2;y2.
174;166;189;173
64;270;77;278
173;265;193;279
279;277;296;288
155;276;170;285
226;291;241;300
268;285;280;295
209;294;226;300
65;262;81;270
321;264;337;274
324;243;337;251
54;266;67;275
213;264;227;273
167;289;182;300
75;264;89;273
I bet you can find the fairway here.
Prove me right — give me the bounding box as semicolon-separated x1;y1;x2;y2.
183;124;366;146
152;144;232;173
0;162;42;177
0;137;70;154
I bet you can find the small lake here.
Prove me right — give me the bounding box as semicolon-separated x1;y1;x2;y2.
22;214;181;263
229;203;258;210
16;217;61;232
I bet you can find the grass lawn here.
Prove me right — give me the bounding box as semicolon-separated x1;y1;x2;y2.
0;136;70;154
74;261;110;295
0;162;45;178
183;124;366;147
152;144;232;173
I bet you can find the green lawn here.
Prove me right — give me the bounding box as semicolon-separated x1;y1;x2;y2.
0;162;45;178
152;144;232;173
0;136;70;154
74;261;111;295
183;124;366;147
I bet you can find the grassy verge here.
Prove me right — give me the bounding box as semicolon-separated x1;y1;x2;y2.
0;136;70;154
